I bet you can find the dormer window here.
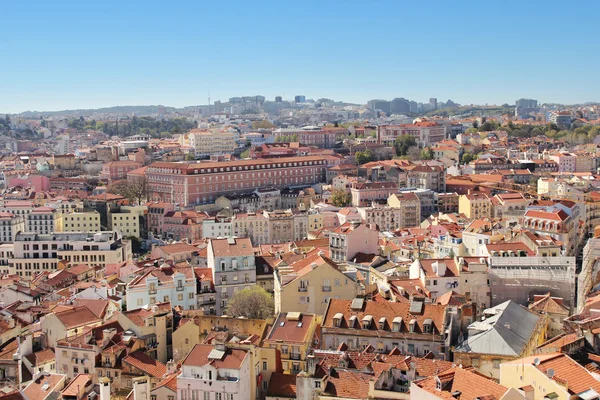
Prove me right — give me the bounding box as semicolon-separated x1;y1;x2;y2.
378;317;386;330
393;317;402;332
409;319;417;333
333;313;343;328
423;318;433;333
362;315;373;329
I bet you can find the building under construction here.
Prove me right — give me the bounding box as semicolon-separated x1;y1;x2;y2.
489;256;576;311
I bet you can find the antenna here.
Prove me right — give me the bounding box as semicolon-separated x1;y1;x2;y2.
208;90;211;106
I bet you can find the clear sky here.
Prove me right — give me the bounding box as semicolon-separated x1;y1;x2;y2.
1;0;598;114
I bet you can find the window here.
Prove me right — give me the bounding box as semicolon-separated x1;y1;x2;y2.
263;361;268;371
216;394;222;400
315;381;321;389
137;298;143;305
178;294;183;301
189;292;194;299
472;358;480;367
73;367;78;373
281;345;288;354
493;359;501;369
203;393;209;400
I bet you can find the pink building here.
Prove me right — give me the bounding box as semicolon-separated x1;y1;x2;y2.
145;202;176;235
161;210;207;241
350;181;399;207
377;122;446;147
548;152;577;173
145;156;327;207
101;160;142;183
6;174;50;192
328;222;379;262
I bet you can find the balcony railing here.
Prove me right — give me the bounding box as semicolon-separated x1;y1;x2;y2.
298;287;307;292
176;286;185;292
148;289;157;295
290;353;301;360
322;286;331;292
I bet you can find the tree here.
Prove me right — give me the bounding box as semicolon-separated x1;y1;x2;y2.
472;120;479;129
226;286;273;319
330;189;351;207
394;135;417;156
240;149;250;158
185;153;196;161
107;176;150;204
419;147;434;160
461;152;477;165
465;127;478;135
355;150;374;165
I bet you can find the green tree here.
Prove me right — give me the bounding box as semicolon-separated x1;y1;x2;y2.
394;135;417;156
226;286;274;319
185;153;196;161
330;189;351;207
355;150;374;165
461;152;477;165
240;149;250;158
465;127;478;135
419;147;434;160
472;120;479;129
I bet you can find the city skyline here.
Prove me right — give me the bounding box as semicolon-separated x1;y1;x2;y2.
2;0;600;113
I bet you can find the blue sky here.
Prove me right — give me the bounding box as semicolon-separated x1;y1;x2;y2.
1;0;598;113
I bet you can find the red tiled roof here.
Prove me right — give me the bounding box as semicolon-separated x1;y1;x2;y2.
416;366;509;399
123;351;166;377
54;306;101;329
267;373;296;398
182;344;247;370
266;313;314;343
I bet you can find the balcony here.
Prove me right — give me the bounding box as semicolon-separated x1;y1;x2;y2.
298;287;307;292
176;286;185;292
322;286;331;292
148;289;157;295
289;353;301;360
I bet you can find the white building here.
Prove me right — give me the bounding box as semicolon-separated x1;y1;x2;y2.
125;264;196;310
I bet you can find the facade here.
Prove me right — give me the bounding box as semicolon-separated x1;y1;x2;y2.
406;164;446;192
207;238;256;315
321;297;450;359
62;211;101;233
387;192;422;228
0;212;24;243
377;122;446;147
177;344;251;400
350;181;399;207
272;127;347;149
458;191;492;220
274;253;360;316
357;206;402;232
231;212;270;245
101;160;143;182
10;231;128;277
145;202;175;235
183;128;238;157
328;222;379;263
25;206;62;234
125;265;197;311
146;156;327;206
110;205;146;238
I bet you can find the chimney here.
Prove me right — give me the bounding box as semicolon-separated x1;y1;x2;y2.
467;189;472;196
102;328;116;346
99;377;110;400
166;359;176;375
307;354;317;376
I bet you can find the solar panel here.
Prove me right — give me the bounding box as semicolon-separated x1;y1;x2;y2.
208;349;226;360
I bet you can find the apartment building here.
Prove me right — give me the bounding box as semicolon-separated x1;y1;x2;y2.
0;212;24;243
110;205;146;238
263;312;319;374
386;192;422;228
183;128;238;157
491;192;530;218
328;222;379;263
377;122;446;147
274;253;360;316
10;231;129;277
207;238;256;315
145;156;327;206
272;127;348;148
357;206;402;232
145;202;175;235
406;164;446;192
100;160;143;183
231;212;270;245
321;297;450;359
25;206;62;234
125;264;197;311
547;152;576;173
62;211;101;233
350;181;398;207
458;191;492;219
177;344;251;400
42;306;103;347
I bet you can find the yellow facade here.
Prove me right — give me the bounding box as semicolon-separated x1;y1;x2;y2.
62;211;101;232
500;363;569;400
458;194;492;219
110;206;146;238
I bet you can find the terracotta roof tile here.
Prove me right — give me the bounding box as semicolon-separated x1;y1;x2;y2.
267;373;296;397
123;351;166;377
182;344;247;370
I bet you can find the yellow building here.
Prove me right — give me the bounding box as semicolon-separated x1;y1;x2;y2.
181;128;238;157
62;211;101;232
458;191;492;219
307;213;324;232
500;353;600;400
110;205;146;238
264;312;320;374
274;253;360;316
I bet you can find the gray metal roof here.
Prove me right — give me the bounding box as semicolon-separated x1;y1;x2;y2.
454;300;541;357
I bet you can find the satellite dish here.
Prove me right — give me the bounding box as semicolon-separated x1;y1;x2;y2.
547;368;555;378
533;358;540;366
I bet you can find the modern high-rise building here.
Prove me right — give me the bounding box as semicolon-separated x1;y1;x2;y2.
294;95;306;103
390;98;410;114
515;98;538;108
429;98;438;110
367;99;391;114
275;96;282;102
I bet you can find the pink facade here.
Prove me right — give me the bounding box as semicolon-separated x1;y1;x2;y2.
145;202;176;235
7;175;50;192
101;161;142;182
145;156;327;207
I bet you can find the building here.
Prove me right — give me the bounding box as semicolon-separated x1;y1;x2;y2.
274;252;360;316
145;156;327;206
453;300;548;379
10;231;129;277
491;193;530;218
0;212;24;243
110;205;146;238
62;211;101;233
263;312;319;374
145;202;175;235
357;205;402;232
528;293;570;337
547;152;577;173
182;128;238;157
272;127;347;149
350;181;398;207
458;191;492;219
42;306;103;347
321;297;451;359
377;123;446;147
101;160;143;183
328;222;379;263
387;192;422;228
549;111;572;128
207;238;256;315
231;212;270;245
406;164;446;192
500;353;600;400
515;98;538;108
25;206;62;234
125;264;196;310
177;344;251;400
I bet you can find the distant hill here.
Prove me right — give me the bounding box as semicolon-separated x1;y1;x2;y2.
17;105;193;118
